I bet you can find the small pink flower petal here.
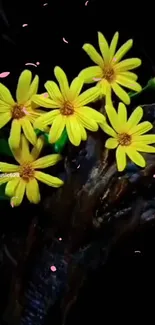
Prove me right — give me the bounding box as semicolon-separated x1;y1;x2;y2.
25;62;37;67
22;24;28;27
63;37;69;44
50;265;57;272
43;92;48;97
43;3;48;6
93;77;102;81
36;62;40;65
0;72;10;78
85;0;89;5
58;237;62;241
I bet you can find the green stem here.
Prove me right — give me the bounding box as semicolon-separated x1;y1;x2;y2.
128;83;150;99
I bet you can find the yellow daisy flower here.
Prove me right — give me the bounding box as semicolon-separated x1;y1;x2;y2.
100;103;155;171
79;32;142;105
0;70;44;149
32;66;105;146
0;135;64;207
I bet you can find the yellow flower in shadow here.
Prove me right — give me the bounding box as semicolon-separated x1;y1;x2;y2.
0;135;64;206
0;70;44;149
32;66;105;146
79;32;142;105
100;103;155;171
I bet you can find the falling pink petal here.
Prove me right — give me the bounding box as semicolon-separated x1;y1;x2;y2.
10;201;14;208
134;250;141;254
22;24;28;27
50;265;57;272
43;2;48;6
43;92;48;97
25;62;37;67
0;72;10;78
112;57;117;62
22;107;30;115
153;174;155;178
93;77;102;81
58;237;62;241
85;0;89;5
36;61;40;65
63;37;69;44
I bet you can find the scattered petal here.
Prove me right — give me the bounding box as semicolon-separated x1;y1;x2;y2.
22;24;28;27
43;92;48;97
50;265;57;272
85;0;89;5
36;62;40;65
93;77;102;81
63;37;69;44
22;107;30;115
0;72;10;78
59;237;62;241
25;62;37;67
43;2;48;6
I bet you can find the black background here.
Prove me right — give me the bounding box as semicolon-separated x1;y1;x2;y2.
0;0;155;323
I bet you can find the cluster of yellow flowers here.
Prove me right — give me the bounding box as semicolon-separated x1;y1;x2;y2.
0;31;155;207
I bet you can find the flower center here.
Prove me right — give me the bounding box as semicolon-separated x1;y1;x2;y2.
118;133;131;146
103;66;115;82
60;101;74;115
12;104;26;119
19;163;34;182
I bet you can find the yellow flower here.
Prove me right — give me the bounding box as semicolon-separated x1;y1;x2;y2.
0;70;44;149
32;66;105;146
0;135;64;207
79;32;142;105
100;103;155;171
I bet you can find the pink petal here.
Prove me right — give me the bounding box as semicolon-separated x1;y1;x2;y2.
50;265;57;272
25;62;37;67
22;24;28;27
0;72;10;78
63;37;69;44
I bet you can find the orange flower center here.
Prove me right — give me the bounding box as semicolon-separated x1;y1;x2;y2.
60;101;74;115
103;66;115;82
19;163;34;182
118;133;131;146
12;104;26;119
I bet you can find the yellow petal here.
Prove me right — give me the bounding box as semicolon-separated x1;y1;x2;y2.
111;82;130;105
125;106;143;132
34;110;60;130
125;147;146;167
0;111;11;128
10;134;32;164
70;77;83;101
28;75;39;99
98;32;110;63
5;178;20;197
115;58;142;72
99;80;112;105
105;137;118;149
9;119;21;149
79;66;103;84
0;99;11;112
75;86;100;107
118;102;127;124
77;106;105;124
16;70;32;104
105;105;120;132
116;145;126;171
132;134;155;144
31;136;45;161
119;71;138;81
0;175;10;185
82;44;104;67
45;80;63;104
131;143;155;153
66;115;81;146
0;83;15;105
113;39;133;64
54;66;70;101
32;94;59;108
11;179;26;206
76;110;98;131
32;154;62;169
35;171;64;187
26;178;40;204
100;122;117;137
0;162;19;172
109;32;119;61
129;121;153;136
21;118;37;145
48;114;66;143
78;123;87;141
116;75;142;92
